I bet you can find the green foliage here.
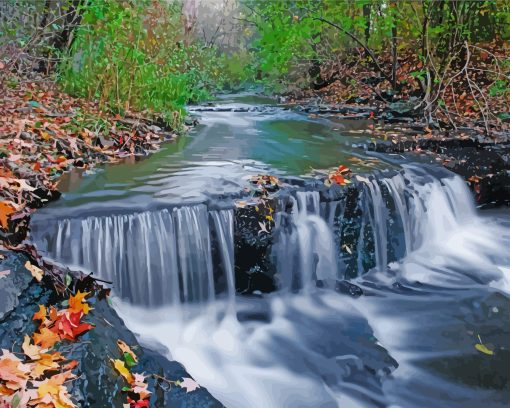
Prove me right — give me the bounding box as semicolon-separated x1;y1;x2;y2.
58;0;221;124
241;0;510;92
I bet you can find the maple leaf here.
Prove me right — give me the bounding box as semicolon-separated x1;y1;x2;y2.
34;371;76;408
33;328;60;349
29;352;63;378
68;291;91;315
111;359;133;384
0;350;30;389
22;335;46;360
24;262;44;282
178;377;200;393
33;305;47;322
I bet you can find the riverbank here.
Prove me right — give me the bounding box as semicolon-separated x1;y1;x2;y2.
0;78;188;245
0;79;220;407
282;101;510;207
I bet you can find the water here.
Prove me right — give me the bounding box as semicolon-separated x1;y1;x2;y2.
29;96;510;407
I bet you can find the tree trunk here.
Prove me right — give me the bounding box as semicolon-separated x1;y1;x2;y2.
391;2;398;90
182;0;199;46
363;4;371;47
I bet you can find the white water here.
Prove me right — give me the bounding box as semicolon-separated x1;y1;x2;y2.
273;191;339;291
30;164;510;407
31;205;236;306
113;166;510;407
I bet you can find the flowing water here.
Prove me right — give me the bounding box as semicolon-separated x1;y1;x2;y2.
30;96;510;407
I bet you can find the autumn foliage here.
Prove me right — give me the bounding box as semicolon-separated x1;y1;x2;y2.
0;291;94;407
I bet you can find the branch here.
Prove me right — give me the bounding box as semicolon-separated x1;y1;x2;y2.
310;16;391;82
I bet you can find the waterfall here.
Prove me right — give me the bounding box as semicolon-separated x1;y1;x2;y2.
31;205;235;307
31;163;483;303
273;191;339;292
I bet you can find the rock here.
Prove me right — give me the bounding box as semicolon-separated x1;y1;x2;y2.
0;251;222;407
0;250;33;320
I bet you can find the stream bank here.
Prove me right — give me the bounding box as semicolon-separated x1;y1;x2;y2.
0;80;220;407
2;93;510;407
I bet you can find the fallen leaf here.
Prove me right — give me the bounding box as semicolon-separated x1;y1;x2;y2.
0;350;30;388
0;270;10;279
68;291;90;315
24;261;44;282
33;305;47;321
111;359;133;383
117;340;138;364
475;343;494;356
22;335;45;360
33;328;60;349
179;377;200;393
0;201;17;229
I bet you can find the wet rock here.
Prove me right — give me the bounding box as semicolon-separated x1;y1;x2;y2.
0;250;33;320
335;280;364;298
0;251;222;408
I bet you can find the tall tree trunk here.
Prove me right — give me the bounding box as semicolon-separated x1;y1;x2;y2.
391;2;398;90
363;3;371;46
182;0;199;46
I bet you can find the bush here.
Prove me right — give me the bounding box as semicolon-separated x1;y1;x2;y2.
58;0;222;125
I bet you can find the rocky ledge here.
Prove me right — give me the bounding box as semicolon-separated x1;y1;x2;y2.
0;249;222;407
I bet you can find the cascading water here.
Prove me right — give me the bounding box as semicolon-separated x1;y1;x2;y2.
273;191;339;291
31;205;236;307
27;95;510;408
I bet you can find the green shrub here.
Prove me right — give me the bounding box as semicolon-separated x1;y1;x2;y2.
58;0;221;125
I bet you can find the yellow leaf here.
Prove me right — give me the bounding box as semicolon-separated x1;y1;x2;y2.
22;335;45;360
25;261;44;282
111;359;133;383
117;340;138;363
30;352;63;378
475;343;494;356
36;371;76;408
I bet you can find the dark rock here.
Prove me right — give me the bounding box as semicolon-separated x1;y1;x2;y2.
0;250;33;320
0;251;222;408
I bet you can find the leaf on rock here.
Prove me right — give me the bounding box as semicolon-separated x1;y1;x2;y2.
34;370;76;408
0;201;17;229
0;350;30;388
24;261;44;282
475;343;494;356
0;270;10;279
22;335;46;360
33;328;60;349
178;377;200;393
33;305;47;322
111;359;133;384
68;291;91;315
117;340;138;364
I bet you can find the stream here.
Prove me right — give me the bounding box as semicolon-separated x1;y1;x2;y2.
30;96;510;407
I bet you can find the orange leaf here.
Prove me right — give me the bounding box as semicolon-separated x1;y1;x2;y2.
33;305;47;321
68;291;91;315
33;328;60;349
0;201;16;229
